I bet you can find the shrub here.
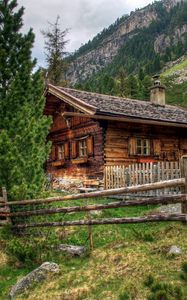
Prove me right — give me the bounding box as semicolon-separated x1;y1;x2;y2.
119;290;131;300
147;281;184;300
6;239;37;265
144;274;155;287
132;229;155;242
180;261;187;281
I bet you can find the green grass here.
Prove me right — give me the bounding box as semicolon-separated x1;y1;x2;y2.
162;59;187;77
1;195;187;299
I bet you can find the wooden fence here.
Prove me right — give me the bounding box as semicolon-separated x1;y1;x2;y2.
1;156;187;251
104;161;181;195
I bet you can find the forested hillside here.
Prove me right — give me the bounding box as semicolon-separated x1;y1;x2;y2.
65;0;187;107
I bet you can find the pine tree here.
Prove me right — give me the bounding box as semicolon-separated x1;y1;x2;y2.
142;75;152;100
127;75;139;99
118;68;127;96
138;68;145;81
0;0;51;200
0;0;24;114
42;16;68;85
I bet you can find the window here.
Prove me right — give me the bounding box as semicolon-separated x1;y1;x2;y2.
58;144;65;160
129;137;150;156
136;138;150;155
71;136;93;163
79;139;87;157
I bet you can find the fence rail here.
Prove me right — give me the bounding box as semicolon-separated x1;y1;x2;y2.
104;161;181;195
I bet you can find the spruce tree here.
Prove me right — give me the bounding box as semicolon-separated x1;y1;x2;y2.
142;75;152;100
0;0;51;200
118;68;127;96
127;75;139;99
42;16;68;85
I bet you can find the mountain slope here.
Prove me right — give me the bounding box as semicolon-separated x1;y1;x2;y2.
65;0;187;86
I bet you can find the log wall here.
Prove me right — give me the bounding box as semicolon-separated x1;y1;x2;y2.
105;121;187;166
47;116;104;181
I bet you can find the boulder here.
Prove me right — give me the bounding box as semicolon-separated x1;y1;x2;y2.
168;245;182;255
58;244;86;256
9;262;59;299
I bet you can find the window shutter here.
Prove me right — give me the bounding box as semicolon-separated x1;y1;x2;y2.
51;145;56;160
64;142;69;159
153;139;161;155
87;136;94;156
71;141;77;158
129;137;136;155
55;145;58;160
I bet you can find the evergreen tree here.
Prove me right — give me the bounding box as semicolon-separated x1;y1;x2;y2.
127;75;139;99
42;16;68;85
142;75;152;100
0;0;24;108
0;0;51;200
138;68;145;81
118;68;127;96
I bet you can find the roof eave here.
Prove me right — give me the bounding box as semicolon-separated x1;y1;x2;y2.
45;84;97;115
63;111;187;129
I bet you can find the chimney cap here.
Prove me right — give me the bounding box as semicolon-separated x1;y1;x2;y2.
152;74;160;80
150;74;165;90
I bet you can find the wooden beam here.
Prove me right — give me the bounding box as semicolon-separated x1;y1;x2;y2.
1;194;186;218
62;112;187;129
0;178;185;207
13;214;187;229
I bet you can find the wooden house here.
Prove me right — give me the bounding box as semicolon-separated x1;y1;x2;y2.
44;80;187;188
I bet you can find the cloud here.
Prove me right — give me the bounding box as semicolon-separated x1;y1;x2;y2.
17;0;152;67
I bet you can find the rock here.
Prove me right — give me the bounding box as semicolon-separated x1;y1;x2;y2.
9;262;59;299
157;204;181;214
168;245;182;255
58;244;86;256
90;210;103;216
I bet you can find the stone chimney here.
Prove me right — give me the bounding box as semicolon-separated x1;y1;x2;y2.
150;75;165;107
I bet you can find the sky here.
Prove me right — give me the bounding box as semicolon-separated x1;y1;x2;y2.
18;0;152;68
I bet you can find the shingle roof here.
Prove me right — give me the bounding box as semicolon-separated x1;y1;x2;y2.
53;85;187;125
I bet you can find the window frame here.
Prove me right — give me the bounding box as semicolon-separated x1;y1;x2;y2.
136;138;150;156
78;139;87;157
129;137;151;156
57;144;65;160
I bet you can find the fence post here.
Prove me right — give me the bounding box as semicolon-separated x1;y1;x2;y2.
88;225;94;251
2;187;11;225
181;156;187;214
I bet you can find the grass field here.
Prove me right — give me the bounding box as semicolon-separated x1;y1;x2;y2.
162;59;187;77
1;195;187;299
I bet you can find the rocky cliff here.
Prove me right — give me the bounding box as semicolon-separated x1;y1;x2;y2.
65;0;185;85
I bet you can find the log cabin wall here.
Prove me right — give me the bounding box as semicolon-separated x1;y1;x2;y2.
105;121;187;166
47;114;104;181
